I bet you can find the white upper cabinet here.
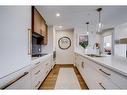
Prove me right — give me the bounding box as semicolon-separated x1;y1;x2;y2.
114;23;127;57
115;23;127;40
0;6;31;79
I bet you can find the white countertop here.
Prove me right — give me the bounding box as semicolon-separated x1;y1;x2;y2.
75;50;127;77
31;53;53;66
32;53;52;60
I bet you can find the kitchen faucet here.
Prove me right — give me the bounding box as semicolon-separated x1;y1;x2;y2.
93;43;102;55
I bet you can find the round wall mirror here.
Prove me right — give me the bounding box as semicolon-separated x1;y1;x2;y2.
58;36;71;50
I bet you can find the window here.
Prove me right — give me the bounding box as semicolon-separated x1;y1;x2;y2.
103;35;112;55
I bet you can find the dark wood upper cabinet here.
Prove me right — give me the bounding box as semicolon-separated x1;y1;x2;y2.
32;6;48;45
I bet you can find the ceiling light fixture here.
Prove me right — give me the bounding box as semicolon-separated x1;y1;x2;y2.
86;22;89;35
96;8;102;32
56;13;60;17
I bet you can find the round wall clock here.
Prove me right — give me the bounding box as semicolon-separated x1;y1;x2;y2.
58;36;71;50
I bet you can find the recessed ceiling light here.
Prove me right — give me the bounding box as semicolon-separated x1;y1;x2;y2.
56;13;60;17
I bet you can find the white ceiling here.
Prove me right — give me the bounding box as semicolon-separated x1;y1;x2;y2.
36;6;127;31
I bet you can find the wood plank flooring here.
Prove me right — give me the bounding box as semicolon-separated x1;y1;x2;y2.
39;64;88;90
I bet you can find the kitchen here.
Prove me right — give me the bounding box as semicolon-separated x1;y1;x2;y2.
0;6;127;90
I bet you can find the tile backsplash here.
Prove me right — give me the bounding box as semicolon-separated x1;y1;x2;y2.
32;36;41;55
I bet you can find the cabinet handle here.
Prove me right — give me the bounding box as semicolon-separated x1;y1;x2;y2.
99;69;111;76
28;29;32;55
99;83;106;89
35;70;40;75
1;72;29;89
82;62;84;68
35;62;40;65
35;81;41;88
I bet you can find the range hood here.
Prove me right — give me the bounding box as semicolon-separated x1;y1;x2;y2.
115;38;127;44
32;32;44;45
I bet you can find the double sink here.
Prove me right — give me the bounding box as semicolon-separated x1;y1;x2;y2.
85;54;105;57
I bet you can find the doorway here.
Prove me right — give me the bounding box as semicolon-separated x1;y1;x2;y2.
55;29;74;64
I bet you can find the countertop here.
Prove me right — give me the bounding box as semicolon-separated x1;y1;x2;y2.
75;50;127;77
32;53;52;61
31;53;53;66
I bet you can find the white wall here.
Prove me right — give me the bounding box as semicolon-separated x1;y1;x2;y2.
114;23;127;58
41;25;56;53
0;6;31;78
55;29;74;64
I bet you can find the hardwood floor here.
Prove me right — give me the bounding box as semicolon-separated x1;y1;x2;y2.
39;64;88;90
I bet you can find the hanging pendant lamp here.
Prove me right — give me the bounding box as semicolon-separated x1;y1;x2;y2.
86;22;89;35
96;8;102;32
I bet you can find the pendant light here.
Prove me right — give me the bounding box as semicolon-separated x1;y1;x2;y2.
96;8;102;32
86;22;89;35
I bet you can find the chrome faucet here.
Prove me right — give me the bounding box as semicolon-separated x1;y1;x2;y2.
93;43;102;55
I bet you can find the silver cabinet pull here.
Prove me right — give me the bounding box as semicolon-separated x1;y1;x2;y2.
28;29;32;55
35;62;40;65
99;69;111;76
1;72;29;89
81;62;84;68
35;81;40;88
99;83;106;90
35;70;40;75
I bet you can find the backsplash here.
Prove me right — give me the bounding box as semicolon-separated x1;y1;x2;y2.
32;36;41;55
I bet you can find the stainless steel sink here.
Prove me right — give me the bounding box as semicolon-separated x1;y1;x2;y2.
86;54;105;57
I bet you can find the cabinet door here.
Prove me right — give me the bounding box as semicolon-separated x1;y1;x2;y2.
83;59;119;89
6;72;31;89
83;59;101;89
33;7;41;35
75;55;80;69
42;24;48;45
115;23;127;40
0;6;31;79
31;62;45;89
40;20;46;36
79;56;85;76
40;60;47;82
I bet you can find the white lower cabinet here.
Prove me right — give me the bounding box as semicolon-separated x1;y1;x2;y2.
75;53;126;89
75;54;84;77
0;54;54;89
88;59;127;89
0;66;32;89
31;64;43;89
31;54;54;89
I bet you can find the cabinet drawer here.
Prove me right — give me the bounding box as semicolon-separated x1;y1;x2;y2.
31;65;41;77
96;73;119;89
88;59;127;89
32;78;41;89
98;65;127;89
31;65;42;89
83;59;119;89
